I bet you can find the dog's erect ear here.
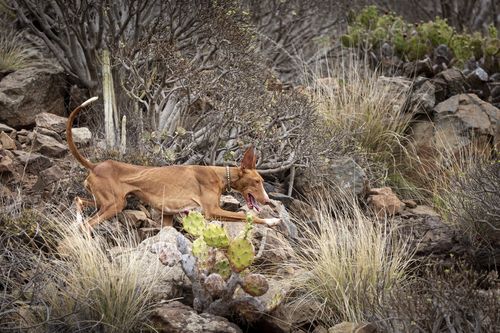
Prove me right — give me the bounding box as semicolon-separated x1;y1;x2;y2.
240;145;257;170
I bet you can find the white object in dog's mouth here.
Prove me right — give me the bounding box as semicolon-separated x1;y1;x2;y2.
247;193;261;212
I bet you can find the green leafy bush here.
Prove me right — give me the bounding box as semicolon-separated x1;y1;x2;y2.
341;6;499;65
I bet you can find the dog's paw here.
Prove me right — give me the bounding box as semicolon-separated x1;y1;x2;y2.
264;218;281;227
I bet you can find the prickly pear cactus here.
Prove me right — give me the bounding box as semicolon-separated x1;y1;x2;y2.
212;258;231;280
241;273;269;297
182;211;206;237
203;224;229;248
192;237;208;260
227;237;255;272
204;273;227;298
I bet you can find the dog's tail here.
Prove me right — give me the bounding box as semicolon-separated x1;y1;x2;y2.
66;96;98;171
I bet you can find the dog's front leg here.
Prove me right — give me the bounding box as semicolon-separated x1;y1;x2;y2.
205;206;280;227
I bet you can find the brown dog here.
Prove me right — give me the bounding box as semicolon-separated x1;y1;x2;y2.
67;97;280;230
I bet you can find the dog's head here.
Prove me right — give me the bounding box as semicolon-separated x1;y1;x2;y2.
233;146;270;211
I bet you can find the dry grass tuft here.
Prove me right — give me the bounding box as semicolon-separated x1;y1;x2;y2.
307;54;415;186
16;212;166;333
0;28;37;71
287;193;414;325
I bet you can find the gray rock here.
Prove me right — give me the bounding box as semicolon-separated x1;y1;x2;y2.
403;58;433;77
295;157;367;199
432;68;468;103
0;66;66;127
35;126;62;142
12;150;52;173
411;79;436;114
150;301;242;333
0;123;15;133
71;127;92;145
0;131;16;150
220;195;240;211
433;93;499;151
133;227;190;300
35;112;68;133
32;165;64;191
33;132;67;157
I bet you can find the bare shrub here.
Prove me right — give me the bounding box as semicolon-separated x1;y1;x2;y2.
442;160;500;269
376;262;500;332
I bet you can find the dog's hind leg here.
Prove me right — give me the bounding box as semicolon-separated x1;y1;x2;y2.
75;197;97;224
85;198;127;231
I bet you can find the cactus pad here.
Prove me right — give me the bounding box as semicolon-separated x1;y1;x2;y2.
204;273;226;298
192;237;208;260
241;273;269;297
182;211;206;237
212;258;231;280
203;224;229;248
227;238;255;272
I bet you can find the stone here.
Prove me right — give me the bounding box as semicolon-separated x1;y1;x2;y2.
16;129;34;144
402;199;418;208
288;198;318;221
397;215;458;259
295;157;367;199
71;127;92;145
134;227;190;300
0;65;66;127
120;209;149;228
35;127;62;142
367;187;405;218
33;132;67;157
328;322;377;333
407;205;440;217
0;123;15;133
0;131;16;150
432;68;467;103
403;58;433;78
12;150;52;173
411;79;436;114
35;112;68;133
220;195;240;211
0;153;14;174
268;192;294;207
149;301;242;333
433;93;499;151
466;67;490;100
32;165;64;191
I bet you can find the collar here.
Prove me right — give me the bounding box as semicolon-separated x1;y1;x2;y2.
225;165;232;192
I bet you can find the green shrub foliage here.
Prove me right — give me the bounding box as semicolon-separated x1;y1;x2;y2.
341;6;499;65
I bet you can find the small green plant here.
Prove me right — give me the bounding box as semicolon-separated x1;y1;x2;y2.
0;29;36;71
341;6;500;65
169;211;280;321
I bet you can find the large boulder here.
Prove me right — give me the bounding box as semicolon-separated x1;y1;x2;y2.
133;227;190;300
433;93;499;151
295;157;367;199
0;65;66;127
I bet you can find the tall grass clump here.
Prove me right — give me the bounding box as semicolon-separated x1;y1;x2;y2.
0;28;37;71
308;54;415;186
288;194;414;325
22;214;166;333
